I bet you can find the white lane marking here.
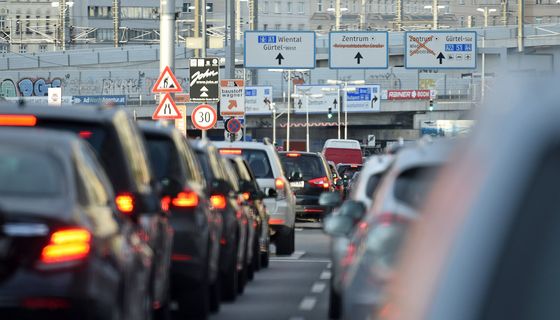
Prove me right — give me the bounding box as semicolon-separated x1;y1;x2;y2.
270;259;331;263
320;270;332;280
298;296;317;311
327;262;332;269
311;282;326;294
270;250;305;260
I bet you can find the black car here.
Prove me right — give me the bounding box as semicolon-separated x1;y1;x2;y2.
0;128;152;320
279;152;336;220
190;140;248;301
139;123;222;318
0;106;173;317
224;156;270;270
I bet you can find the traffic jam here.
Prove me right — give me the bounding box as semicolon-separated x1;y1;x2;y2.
2;1;560;319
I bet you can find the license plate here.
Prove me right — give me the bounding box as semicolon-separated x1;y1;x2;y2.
290;181;304;188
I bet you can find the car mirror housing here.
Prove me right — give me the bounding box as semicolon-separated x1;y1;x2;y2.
323;214;354;237
338;200;366;222
319;191;342;208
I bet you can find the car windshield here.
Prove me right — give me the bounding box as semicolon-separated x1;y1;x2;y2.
338;165;362;179
279;154;326;180
0;146;64;197
394;166;441;210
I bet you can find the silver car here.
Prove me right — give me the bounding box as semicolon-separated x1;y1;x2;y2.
213;141;297;255
338;140;453;320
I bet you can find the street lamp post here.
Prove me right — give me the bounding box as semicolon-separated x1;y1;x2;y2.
477;7;496;100
292;93;323;152
327;79;363;140
424;4;446;30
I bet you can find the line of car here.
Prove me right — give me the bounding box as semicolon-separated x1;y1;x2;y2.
0;104;298;320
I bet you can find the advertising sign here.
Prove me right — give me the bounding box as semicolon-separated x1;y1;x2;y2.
343;85;381;112
220;79;245;117
245;86;273;115
189;58;220;102
72;95;127;106
382;90;432;100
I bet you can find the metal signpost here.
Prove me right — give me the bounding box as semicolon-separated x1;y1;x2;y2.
329;31;389;69
404;31;477;69
244;31;316;69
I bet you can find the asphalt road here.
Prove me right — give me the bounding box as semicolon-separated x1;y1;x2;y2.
210;222;332;320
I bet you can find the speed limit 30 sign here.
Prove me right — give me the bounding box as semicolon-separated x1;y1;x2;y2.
191;104;217;130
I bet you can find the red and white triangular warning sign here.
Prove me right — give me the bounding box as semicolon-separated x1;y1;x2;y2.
152;93;182;120
152;66;183;93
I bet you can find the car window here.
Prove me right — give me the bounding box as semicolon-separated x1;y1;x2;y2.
367;222;409;271
177;136;205;185
393;166;440;210
144;135;182;181
480;146;560;320
365;173;384;199
279;154;327;180
231;159;252;182
240;149;274;179
113;114;152;191
0;146;65;197
75;142;113;207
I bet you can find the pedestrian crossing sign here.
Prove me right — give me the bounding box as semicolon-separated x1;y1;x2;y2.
152;66;183;93
152;93;182;120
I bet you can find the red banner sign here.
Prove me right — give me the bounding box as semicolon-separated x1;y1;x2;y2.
386;90;431;100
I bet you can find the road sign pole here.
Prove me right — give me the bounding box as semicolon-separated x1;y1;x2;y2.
160;0;175;112
286;70;291;151
306;95;309;152
272;107;276;146
344;82;348;140
337;87;341;139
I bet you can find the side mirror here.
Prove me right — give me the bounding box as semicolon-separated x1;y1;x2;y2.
338;200;366;222
289;171;303;182
264;188;277;198
159;177;183;196
319;192;342;208
323;214;354;237
335;179;344;187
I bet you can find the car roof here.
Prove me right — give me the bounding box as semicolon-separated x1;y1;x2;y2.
0;104;123;124
138;122;177;137
0;126;80;149
213;141;272;150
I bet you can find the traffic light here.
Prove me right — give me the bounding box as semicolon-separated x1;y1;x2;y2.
328;107;333;119
428;99;434;112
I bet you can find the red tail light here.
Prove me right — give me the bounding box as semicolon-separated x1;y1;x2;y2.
269;218;285;225
78;130;93;139
242;192;250;201
115;193;135;214
210;194;227;210
172;191;199;208
286;153;301;157
0;114;37;126
219;149;242;155
40;228;91;264
308;177;330;189
22;298;70;310
275;178;285;190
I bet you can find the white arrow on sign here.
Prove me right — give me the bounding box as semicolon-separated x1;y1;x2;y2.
201;86;208;92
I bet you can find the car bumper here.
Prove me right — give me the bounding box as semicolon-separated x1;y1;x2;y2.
265;198;295;228
295;205;328;219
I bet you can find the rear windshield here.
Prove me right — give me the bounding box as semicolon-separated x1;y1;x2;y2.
394;166;440;210
194;150;214;185
34;121;128;191
221;149;274;179
0;146;64;197
144;136;181;181
279;154;326;180
338;165;362;178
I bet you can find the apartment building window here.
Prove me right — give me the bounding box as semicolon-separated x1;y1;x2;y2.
297;1;305;14
275;23;281;30
287;24;292;30
318;0;323;11
19;44;27;54
45;16;51;34
262;1;269;13
207;3;213;13
39;44;47;52
274;1;281;13
298;23;305;30
25;15;31;34
0;44;7;54
535;17;543;24
287;2;293;13
183;3;192;12
263;23;268;30
15;16;20;33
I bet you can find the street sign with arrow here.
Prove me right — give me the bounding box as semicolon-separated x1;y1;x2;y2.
333;99;338;109
329;31;388;69
244;31;316;69
404;31;476;69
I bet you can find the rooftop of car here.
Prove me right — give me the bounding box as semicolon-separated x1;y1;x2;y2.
278;151;320;156
212;141;272;150
0;104;125;123
0;127;80;149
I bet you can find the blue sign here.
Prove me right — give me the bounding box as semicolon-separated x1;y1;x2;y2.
258;36;277;44
73;95;127;106
445;44;473;52
343;84;381;112
246;89;257;97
